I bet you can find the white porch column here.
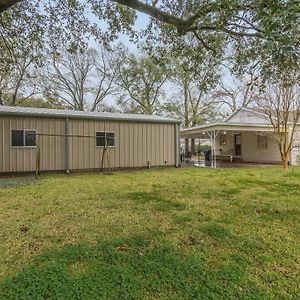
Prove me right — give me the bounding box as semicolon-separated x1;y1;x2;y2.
210;132;213;168
208;131;218;168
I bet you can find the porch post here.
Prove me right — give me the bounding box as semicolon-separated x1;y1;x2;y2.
213;130;217;168
208;131;217;168
213;131;216;168
185;138;189;157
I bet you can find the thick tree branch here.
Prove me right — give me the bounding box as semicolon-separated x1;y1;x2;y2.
0;0;22;13
113;0;263;38
114;0;188;31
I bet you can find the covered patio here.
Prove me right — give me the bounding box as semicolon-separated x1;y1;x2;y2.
181;122;281;168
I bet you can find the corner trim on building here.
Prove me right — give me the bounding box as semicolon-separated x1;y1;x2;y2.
175;123;180;167
65;118;70;173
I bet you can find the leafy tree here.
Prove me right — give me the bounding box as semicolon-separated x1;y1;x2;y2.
0;1;44;106
164;51;220;154
17;96;66;109
2;1;300;125
0;0;21;12
0;47;42;106
2;1;299;70
257;75;300;170
116;53;169;114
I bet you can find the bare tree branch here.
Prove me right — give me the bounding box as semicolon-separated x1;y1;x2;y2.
46;47;117;111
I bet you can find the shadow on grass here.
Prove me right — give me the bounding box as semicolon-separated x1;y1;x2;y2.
125;191;186;211
202;188;241;201
0;176;37;188
236;179;300;195
0;234;271;300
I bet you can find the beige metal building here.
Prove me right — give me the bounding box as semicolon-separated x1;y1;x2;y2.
0;106;180;173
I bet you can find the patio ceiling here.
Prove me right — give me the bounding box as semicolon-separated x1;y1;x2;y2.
181;122;274;139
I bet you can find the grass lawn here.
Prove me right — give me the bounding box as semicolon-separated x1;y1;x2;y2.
0;167;299;299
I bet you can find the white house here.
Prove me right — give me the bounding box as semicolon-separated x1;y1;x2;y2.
181;108;300;167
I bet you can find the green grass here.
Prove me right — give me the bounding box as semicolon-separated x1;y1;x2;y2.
0;176;36;188
0;167;299;299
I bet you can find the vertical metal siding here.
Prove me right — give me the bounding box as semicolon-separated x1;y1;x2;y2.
0;116;176;172
0;116;65;172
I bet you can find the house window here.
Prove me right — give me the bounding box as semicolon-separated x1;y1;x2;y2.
220;134;227;146
96;132;115;147
11;130;36;147
257;135;268;150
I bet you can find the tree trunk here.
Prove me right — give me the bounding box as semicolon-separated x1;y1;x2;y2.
183;76;189;128
183;76;189;157
191;118;197;156
282;153;289;170
0;0;22;13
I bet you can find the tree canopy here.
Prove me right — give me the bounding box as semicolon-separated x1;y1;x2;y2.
1;1;300;71
1;0;300;116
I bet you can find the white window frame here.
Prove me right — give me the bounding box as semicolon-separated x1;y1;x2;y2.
257;135;268;150
95;131;116;148
11;129;37;148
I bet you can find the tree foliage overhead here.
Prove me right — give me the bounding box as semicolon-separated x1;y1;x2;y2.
165;51;220;127
116;52;169;114
1;1;300;64
1;0;300;123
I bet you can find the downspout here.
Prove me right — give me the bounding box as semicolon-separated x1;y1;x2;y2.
175;123;180;167
65;118;70;173
210;131;214;168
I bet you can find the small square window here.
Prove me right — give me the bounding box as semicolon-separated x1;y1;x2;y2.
12;130;24;147
25;131;36;146
220;134;227;146
96;132;115;147
257;135;268;150
106;133;115;146
96;132;105;147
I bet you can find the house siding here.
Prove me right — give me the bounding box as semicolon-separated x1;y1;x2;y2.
241;132;281;163
291;128;300;165
0;115;176;173
216;132;281;164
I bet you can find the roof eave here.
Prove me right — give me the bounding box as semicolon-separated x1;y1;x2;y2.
0;111;180;124
181;122;275;137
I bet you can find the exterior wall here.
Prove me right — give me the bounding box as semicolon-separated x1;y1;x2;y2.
0;115;176;173
0;116;66;173
216;133;234;156
291;128;300;165
241;132;281;163
67;119;175;170
216;132;281;164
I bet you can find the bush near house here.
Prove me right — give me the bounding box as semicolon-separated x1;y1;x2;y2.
0;168;299;299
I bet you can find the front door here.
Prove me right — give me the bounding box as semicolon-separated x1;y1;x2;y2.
234;134;242;156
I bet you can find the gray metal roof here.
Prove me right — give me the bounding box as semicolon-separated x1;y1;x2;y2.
0;105;180;124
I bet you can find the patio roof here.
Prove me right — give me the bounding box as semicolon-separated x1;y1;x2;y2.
181;122;274;139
